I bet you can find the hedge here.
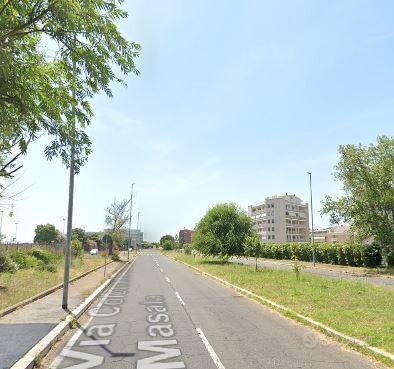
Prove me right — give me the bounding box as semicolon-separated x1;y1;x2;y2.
258;242;385;268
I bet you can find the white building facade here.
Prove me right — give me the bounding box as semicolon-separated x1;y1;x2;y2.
248;194;310;243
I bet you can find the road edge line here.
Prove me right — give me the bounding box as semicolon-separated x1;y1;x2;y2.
10;256;137;369
0;261;115;318
168;255;394;364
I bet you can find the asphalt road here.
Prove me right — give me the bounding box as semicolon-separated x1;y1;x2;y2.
231;256;394;288
44;250;385;369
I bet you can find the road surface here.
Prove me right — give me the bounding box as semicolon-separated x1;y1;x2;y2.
43;250;385;369
231;256;394;288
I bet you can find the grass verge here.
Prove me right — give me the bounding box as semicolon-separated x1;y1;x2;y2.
169;252;394;359
0;256;107;311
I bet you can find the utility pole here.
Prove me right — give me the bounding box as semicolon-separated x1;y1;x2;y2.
0;211;3;243
307;172;316;266
136;211;140;252
14;222;18;244
128;183;135;261
62;47;77;310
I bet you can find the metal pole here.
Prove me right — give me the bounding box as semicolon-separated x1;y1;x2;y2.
14;222;18;244
137;212;140;252
0;211;3;243
62;50;77;310
128;183;134;260
307;172;315;266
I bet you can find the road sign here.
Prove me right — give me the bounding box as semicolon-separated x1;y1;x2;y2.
102;234;113;245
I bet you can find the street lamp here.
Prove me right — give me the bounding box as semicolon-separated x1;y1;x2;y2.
128;183;135;261
307;172;316;266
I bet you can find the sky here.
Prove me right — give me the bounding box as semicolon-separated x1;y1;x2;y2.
1;0;394;243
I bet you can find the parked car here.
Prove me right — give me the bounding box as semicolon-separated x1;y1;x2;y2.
90;248;99;255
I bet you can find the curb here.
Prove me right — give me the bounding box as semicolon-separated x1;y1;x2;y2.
10;256;137;369
0;261;114;318
170;256;394;363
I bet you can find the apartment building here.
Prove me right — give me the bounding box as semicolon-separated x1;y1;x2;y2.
179;229;195;244
313;226;351;243
248;194;310;243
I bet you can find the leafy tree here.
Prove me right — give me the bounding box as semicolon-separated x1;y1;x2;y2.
112;230;125;248
105;198;129;234
0;1;140;176
71;238;83;260
33;224;59;244
322;136;394;256
72;228;88;245
162;240;174;251
160;234;175;245
194;203;253;258
244;233;263;271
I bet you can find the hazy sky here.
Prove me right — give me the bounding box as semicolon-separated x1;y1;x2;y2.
2;0;394;242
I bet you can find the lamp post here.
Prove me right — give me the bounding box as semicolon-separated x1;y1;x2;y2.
307;172;316;266
128;183;135;261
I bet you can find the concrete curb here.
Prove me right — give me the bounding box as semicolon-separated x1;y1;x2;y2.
10;256;137;369
170;256;394;363
0;261;114;318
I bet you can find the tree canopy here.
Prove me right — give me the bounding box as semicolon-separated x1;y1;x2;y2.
33;223;59;244
72;227;88;245
105;198;129;234
194;203;253;258
244;232;263;271
322;136;394;250
0;1;140;176
160;234;175;245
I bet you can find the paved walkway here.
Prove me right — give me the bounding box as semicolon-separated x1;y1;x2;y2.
0;261;123;369
231;257;394;288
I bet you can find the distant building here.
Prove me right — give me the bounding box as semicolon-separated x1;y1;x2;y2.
179;229;195;244
248;194;310;243
122;229;143;248
312;226;351;243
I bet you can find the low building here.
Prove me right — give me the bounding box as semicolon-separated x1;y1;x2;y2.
179;229;195;244
311;226;351;243
123;229;143;248
248;194;310;243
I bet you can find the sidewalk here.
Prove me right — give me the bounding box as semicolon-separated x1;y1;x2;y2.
231;257;394;288
0;261;123;369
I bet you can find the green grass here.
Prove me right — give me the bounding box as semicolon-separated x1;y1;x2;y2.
0;256;106;311
171;253;394;355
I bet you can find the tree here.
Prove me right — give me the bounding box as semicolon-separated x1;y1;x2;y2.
244;233;263;271
322;136;394;254
112;230;125;248
162;240;174;251
72;228;88;245
34;224;59;244
194;203;253;258
160;234;175;245
105;198;129;234
0;1;140;175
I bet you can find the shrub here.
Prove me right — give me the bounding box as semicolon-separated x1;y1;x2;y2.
383;246;394;267
111;252;121;262
36;260;57;272
0;252;19;273
9;251;37;269
162;240;174;251
29;248;57;264
183;244;192;255
72;239;84;259
360;242;382;268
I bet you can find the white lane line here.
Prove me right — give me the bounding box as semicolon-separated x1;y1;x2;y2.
165;277;171;283
174;291;185;305
196;328;226;369
160;268;163;273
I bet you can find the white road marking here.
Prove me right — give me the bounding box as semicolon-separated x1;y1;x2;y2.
165;277;171;283
160;268;163;273
174;291;185;305
196;328;226;369
49;260;135;369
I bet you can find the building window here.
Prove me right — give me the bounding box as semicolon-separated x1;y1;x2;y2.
272;227;275;231
272;235;275;239
268;235;271;239
272;219;275;224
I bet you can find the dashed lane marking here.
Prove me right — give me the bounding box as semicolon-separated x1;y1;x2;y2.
196;328;226;369
174;291;185;306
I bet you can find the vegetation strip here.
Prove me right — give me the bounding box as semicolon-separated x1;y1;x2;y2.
0;261;114;318
10;257;136;369
168;255;394;364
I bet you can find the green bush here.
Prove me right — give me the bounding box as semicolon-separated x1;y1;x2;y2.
383;246;394;267
162;240;174;251
0;252;19;273
111;252;121;262
9;251;37;269
360;242;382;268
72;239;84;259
36;260;57;272
29;248;57;264
183;244;192;255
